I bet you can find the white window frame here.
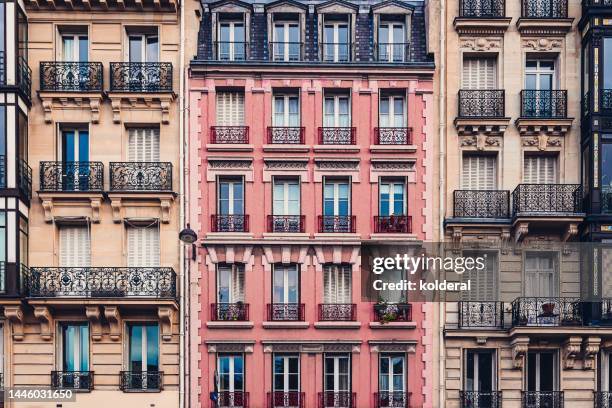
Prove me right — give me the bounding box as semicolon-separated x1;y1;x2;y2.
379;94;406;127
272;94;300;127
324;94;351;127
126;32;159;63
323;20;350;62
378;22;405;62
323;179;351;216
524;252;558;298
525;59;557;90
217;354;244;392
127;127;161;162
273;22;300;61
216;264;245;303
272;177;300;216
61;33;88;62
324;354;351;393
323;264;352;304
379;354;406;393
526;351;558;392
218;20;245;61
379;178;406;216
273;264;299;304
273;354;300;392
217;177;244;215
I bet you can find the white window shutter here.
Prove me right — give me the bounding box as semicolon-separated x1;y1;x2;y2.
462;155;497;190
128;128;160;162
127;225;160;267
523;156;558;184
59;226;91;267
216;92;244;125
232;265;245;302
462;57;497;89
323;265;351;303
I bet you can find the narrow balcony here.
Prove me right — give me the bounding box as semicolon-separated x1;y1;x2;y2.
373;215;412;234
210;126;249;144
511;297;582;327
318;304;357;321
267;215;305;233
266;303;305;321
39;161;104;192
269;42;303;62
521;0;568;17
374;43;411;63
211;214;249;233
459;0;506;17
458;301;504;328
51;371;93;391
374;392;411;408
210;303;249;321
28;267;177;299
39;62;103;92
458;90;505;118
512;184;582;216
109;62;173;92
373;303;412;323
520;90;567;118
318;127;356;145
460;391;502;408
319;43;353;62
18;158;32;201
268;392;305;408
119;371;163;392
374;127;412;145
214;41;249;61
109;162;173;192
453;190;510;219
267;127;305;144
595;391;612;408
318;215;356;233
318;392;356;408
521;391;563;408
219;391;250;408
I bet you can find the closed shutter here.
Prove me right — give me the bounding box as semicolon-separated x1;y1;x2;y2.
323;265;351;303
128;128;160;162
127;225;160;267
216;92;245;126
462;57;497;89
232;265;245;302
523;155;558;184
462;155;497;190
461;252;497;301
59;226;91;267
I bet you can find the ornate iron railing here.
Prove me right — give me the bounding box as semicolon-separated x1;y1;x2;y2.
520;90;567;118
110;62;173;92
119;371;163;391
318;392;356;408
218;391;250;408
51;371;93;391
458;301;504;328
458;90;505;118
511;297;582;326
267;391;305;408
512;184;582;215
267;215;305;233
522;0;568;17
17;158;32;201
601;186;612;213
17;56;31;99
39;161;104;192
318;304;356;321
269;42;303;62
214;41;249;61
595;391;612;408
319;43;353;62
374;392;411;408
210;126;249;144
28;267;177;299
375;43;411;63
459;0;506;16
374;216;412;233
210;303;249;321
39;62;103;92
266;303;305;321
460;391;502;408
522;391;563;408
267;127;305;144
374;128;412;145
373;303;412;322
109;162;172;191
211;214;249;233
318;127;356;145
603;89;612;111
318;215;356;233
453;190;510;218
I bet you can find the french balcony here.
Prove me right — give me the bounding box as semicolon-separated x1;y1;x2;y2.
109;62;173;92
17;158;32;201
511;297;582;327
374;43;411;63
269;42;303;62
458;301;504;329
218;391;250;408
373;127;412;145
458;90;505;118
266;303;305;321
512;184;582;216
521;391;563;408
39;62;103;92
595;391;612;408
374;392;411;408
119;371;163;392
318;392;357;408
210;126;249;144
318;304;357;321
453;190;510;219
267;127;305;144
39;161;104;192
318;215;356;233
214;41;249;61
521;0;568;17
109;162;173;192
210;303;249;321
318;127;356;145
459;0;506;17
519;90;567;118
28;267;177;299
319;43;353;62
373;215;412;234
51;371;93;391
373;303;412;323
268;391;305;408
211;214;249;233
460;391;502;408
267;215;305;233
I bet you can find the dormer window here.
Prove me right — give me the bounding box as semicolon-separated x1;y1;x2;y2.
217;14;246;61
322;15;351;62
378;17;407;62
272;19;300;62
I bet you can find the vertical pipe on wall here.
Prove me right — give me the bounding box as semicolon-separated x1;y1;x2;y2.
179;0;186;406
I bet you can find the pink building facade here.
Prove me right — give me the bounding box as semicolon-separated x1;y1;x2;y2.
187;1;435;407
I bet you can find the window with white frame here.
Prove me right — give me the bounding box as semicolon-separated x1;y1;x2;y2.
462;154;497;190
272;21;300;61
323;178;350;216
126;223;160;267
379;178;406;216
127;324;160;390
524;252;558;297
464;350;496;393
379;354;406;406
127;28;159;63
273;354;300;393
218;354;245;394
59;323;90;389
523;154;558;184
217;264;245;304
216;91;245;126
379;93;406;127
462;56;497;89
323;92;351;127
526;351;558;393
60;29;88;62
322;16;350;62
59;225;91;267
378;19;405;62
273;93;300;127
461;251;498;301
323;264;352;304
218;18;246;61
218;177;244;215
324;354;351;394
273;178;300;216
128;128;160;162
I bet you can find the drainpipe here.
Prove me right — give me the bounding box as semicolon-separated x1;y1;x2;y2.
178;0;186;407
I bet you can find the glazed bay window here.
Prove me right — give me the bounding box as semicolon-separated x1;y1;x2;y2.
213;177;247;232
322;16;351;62
603;38;612;111
376;354;408;408
320;354;354;408
377;19;407;62
602;135;612;213
269;264;303;321
269;177;303;233
53;323;92;391
212;264;248;321
218;354;247;408
121;324;161;391
522;59;566;118
461;351;500;408
375;178;410;233
217;17;246;61
376;93;410;145
319;264;355;321
320;92;354;144
459;56;504;118
212;91;248;143
320;178;354;233
268;93;303;144
271;21;301;61
270;354;302;408
523;352;562;408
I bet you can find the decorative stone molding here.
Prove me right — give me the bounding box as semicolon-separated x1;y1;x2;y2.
515;222;529;244
4;305;24;341
107;94;175;125
110;198;122;222
521;134;563;150
451;226;463;253
207;158;254;182
264;160;308;170
583;337;601;370
515;119;573;137
158;306;174;342
460;135;502;150
562;336;582;369
459;37;502;51
371;161;414;171
107;193;174;224
368;341;417;353
104;306;122;341
38;93;103;124
522;38;563;51
39;195;103;223
207;342;256;353
315;160;359;170
208;159;252;169
34;306;54;341
511;337;530;369
562;223;579;243
86;306;102;341
456;122;508;137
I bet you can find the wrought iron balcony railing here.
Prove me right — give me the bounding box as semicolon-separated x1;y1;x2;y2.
318;127;356;145
51;371;93;391
269;42;303;62
218;391;250;408
110;62;173;92
458;90;505;118
319;43;353;62
374;127;412;145
109;162;172;192
600;186;612;214
119;371;163;392
374;216;412;233
18;158;32;201
28;267;177;299
459;0;506;17
210;126;249;144
267;127;305;144
318;392;357;408
211;214;249;233
512;184;582;215
267;215;305;233
522;391;563;408
318;215;356;233
459;301;505;328
318;304;357;321
374;392;411;408
267;303;305;321
39;161;104;192
521;0;568;17
375;43;411;63
373;303;412;323
453;190;510;218
40;62;103;92
595;391;612;408
511;297;582;326
603;89;612;111
520;90;567;118
210;303;249;321
460;391;502;408
268;391;305;408
214;41;249;61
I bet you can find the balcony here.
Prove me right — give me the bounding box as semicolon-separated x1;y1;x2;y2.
211;214;249;233
318;127;356;145
51;371;93;391
318;304;357;321
603;89;612;111
214;41;249;61
210;303;249;321
266;303;305;321
17;158;32;201
318;392;356;408
511;297;582;327
374;43;411;63
520;90;568;118
269;42;303;62
267;215;305;233
210;126;249;144
109;62;173;92
373;303;412;323
521;0;568;17
218;391;250;408
595;391;612;408
512;184;582;216
460;391;502;408
453;190;510;219
119;371;163;392
109;162;172;192
39;161;104;192
318;215;356;233
319;43;353;62
268;391;305;408
267;127;305;144
373;216;412;234
374;392;411;408
28;267;177;299
458;301;504;329
39;62;103;92
459;0;506;17
374;127;412;145
458;90;505;118
522;391;563;408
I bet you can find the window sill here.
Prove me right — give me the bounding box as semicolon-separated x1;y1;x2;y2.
206;321;254;329
206;143;254;152
314;321;361;329
262;321;310;329
369;144;417;153
369;321;417;329
262;144;310;153
313;144;360;153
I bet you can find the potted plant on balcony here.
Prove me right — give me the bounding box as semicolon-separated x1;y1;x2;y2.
376;300;399;324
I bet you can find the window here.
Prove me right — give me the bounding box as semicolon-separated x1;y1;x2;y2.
218;18;246;61
602;135;612;212
217;264;245;303
59;226;90;267
273;22;300;61
379;94;406;127
462;57;497;89
379;354;406;407
525;59;555;91
526;351;558;392
273;354;300;393
379;179;406;216
524;253;557;297
218;354;244;393
216;92;245;126
324;354;351;394
601;351;612;392
61;31;88;62
60;128;90;191
128;324;160;390
273;264;299;305
273;178;300;215
218;177;244;215
323;264;351;304
605;38;612;91
462;154;497;190
128;128;160;162
465;350;495;393
378;21;405;62
273;94;300;127
378;268;407;304
126;223;160;267
323;93;351;127
0;213;5;291
128;30;159;63
461;251;497;301
523;155;557;184
323;17;350;62
323;179;350;216
60;323;90;389
19;216;28;268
